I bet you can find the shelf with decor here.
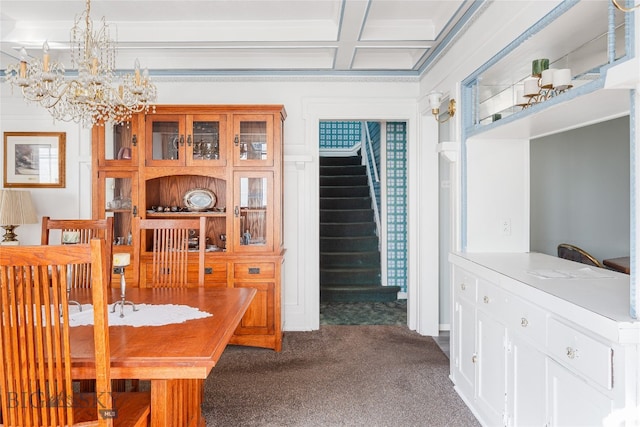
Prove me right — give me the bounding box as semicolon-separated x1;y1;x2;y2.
463;1;631;139
92;104;286;351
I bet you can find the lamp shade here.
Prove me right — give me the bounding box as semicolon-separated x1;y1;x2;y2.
427;91;443;110
0;190;38;226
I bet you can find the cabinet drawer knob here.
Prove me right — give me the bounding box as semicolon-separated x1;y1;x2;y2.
483;296;490;304
248;267;261;274
234;135;239;145
471;354;477;364
179;135;185;146
520;317;528;327
566;347;578;359
187;134;192;146
460;283;466;291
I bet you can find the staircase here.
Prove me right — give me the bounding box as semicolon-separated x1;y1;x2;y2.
320;154;400;302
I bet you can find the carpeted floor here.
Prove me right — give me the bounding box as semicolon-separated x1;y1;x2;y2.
203;325;479;426
320;300;407;325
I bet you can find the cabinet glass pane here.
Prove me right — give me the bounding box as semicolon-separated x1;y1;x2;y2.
239;177;267;246
151;121;180;160
105;121;133;161
239;121;267;161
105;177;133;247
191;120;220;161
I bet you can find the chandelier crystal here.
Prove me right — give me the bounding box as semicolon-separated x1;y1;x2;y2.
5;0;157;127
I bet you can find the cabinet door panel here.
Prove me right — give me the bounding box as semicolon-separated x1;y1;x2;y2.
233;171;274;252
233;281;275;334
145;114;186;166
453;297;476;399
547;359;612;426
476;310;507;426
233;115;274;166
507;332;546;427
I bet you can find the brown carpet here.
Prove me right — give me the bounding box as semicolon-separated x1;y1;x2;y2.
203;325;479;426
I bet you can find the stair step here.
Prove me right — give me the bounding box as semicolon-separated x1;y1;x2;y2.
320;165;366;176
320;285;401;303
321;236;378;252
320;223;376;237
320;268;381;285
320;156;362;167
320;186;369;197
321;251;380;267
320;209;373;223
320;197;371;210
320;175;368;186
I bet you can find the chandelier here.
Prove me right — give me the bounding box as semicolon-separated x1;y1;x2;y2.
5;0;157;127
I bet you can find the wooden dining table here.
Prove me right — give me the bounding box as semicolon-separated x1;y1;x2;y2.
69;286;256;427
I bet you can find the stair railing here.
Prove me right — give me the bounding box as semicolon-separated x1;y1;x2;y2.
361;122;381;243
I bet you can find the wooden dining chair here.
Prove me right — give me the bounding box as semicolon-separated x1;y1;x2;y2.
557;243;604;268
133;217;206;287
0;239;150;427
41;216;115;288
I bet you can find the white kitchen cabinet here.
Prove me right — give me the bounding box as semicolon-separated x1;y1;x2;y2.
450;252;638;427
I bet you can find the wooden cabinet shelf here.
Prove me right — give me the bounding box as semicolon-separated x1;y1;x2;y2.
93;104;286;351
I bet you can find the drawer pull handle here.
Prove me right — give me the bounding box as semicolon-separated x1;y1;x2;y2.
483;296;490;304
460;283;466;291
248;267;261;274
521;318;528;327
566;347;578;359
204;267;213;274
471;354;477;364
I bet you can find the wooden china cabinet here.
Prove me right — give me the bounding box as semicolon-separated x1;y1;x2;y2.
92;105;286;351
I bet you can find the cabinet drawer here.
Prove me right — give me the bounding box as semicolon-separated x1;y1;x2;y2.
476;279;509;319
197;262;227;286
234;262;275;279
547;318;613;390
505;295;546;347
453;267;477;303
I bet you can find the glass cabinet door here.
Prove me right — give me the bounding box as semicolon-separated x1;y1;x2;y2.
95;116;138;167
233;171;273;252
187;114;227;166
233;114;273;167
145;115;186;166
98;170;138;248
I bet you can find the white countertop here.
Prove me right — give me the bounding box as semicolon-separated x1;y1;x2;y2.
450;252;639;343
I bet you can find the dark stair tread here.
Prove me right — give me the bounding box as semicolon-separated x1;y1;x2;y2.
320;285;401;303
320;165;367;176
320;156;362;166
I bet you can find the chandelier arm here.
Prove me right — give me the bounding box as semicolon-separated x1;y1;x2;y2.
612;0;640;12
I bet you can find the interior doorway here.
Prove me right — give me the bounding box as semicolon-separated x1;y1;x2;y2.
318;120;408;325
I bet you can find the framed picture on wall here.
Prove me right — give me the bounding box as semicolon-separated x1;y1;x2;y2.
3;132;66;188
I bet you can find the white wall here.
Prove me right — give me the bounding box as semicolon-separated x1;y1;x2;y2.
0;77;419;332
530;116;630;261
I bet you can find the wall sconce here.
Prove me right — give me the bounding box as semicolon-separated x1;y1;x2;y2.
428;92;456;123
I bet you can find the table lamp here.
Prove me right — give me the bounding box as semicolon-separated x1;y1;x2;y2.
112;253;137;317
0;190;38;245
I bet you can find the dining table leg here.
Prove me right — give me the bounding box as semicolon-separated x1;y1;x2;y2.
150;378;205;427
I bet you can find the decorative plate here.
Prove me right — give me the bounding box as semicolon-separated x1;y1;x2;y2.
183;188;216;212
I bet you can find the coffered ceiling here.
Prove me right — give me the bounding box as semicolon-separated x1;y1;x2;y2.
0;0;480;77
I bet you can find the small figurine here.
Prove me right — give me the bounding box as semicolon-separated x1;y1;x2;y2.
243;230;251;245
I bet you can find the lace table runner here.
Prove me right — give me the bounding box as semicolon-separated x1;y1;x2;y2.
68;303;213;327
